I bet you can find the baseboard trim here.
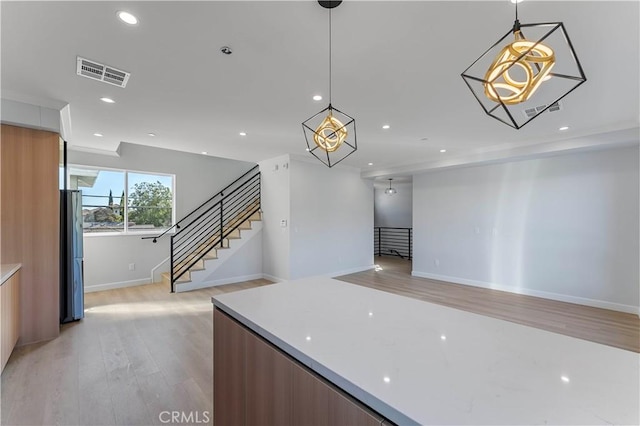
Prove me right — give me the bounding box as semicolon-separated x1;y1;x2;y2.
411;271;640;316
330;264;375;278
262;273;285;283
176;273;266;292
84;278;151;293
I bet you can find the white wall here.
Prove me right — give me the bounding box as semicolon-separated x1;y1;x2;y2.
412;146;640;314
259;155;374;281
258;155;291;281
374;182;413;228
69;142;255;289
289;157;374;279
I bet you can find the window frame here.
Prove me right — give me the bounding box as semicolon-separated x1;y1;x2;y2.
66;164;176;237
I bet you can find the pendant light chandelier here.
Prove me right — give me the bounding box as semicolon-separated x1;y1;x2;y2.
385;179;397;196
461;0;586;129
302;0;357;168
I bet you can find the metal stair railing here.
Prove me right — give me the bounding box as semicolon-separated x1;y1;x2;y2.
143;165;261;292
374;227;412;260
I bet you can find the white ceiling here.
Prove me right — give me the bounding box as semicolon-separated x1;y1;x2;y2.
2;1;638;179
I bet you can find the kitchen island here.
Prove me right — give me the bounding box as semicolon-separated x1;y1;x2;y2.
212;276;639;425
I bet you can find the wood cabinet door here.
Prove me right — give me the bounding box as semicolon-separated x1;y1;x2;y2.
213;308;245;426
291;363;330;425
245;331;292;426
328;387;383;426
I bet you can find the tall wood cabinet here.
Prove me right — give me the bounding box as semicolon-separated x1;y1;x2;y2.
1;124;60;345
213;308;388;426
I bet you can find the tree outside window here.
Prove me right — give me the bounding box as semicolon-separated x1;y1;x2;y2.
68;166;174;233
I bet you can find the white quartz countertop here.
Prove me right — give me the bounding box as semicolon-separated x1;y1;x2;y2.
1;263;21;285
212;277;639;425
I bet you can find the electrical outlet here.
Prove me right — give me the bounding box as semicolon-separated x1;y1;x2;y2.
129;263;135;271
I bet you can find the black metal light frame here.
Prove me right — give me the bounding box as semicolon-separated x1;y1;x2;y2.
461;20;587;129
302;104;357;168
302;0;357;168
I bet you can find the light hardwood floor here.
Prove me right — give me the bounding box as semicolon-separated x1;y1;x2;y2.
339;256;640;353
0;279;272;426
1;259;638;425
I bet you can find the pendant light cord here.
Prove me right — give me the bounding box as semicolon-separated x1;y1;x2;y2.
513;0;521;32
328;9;332;105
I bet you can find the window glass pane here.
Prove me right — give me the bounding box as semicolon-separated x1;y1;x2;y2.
127;172;173;231
69;167;125;233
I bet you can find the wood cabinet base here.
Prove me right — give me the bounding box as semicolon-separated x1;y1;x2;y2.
1;270;20;373
213;308;389;426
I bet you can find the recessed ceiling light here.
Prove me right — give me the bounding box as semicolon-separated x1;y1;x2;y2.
201;151;208;155
383;376;391;383
239;132;247;136
368;162;373;166
440;335;447;341
440;149;447;153
313;95;323;101
147;133;156;137
559;126;570;131
117;11;138;25
93;133;103;137
510;0;524;3
561;376;570;383
305;336;311;341
100;97;115;104
382;124;390;130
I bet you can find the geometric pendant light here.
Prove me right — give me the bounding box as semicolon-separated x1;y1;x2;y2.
302;0;357;167
461;1;586;129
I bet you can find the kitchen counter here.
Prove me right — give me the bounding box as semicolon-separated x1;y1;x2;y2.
212;277;639;425
1;264;21;285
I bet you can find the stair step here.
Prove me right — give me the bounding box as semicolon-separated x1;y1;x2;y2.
161;271;191;285
203;251;218;260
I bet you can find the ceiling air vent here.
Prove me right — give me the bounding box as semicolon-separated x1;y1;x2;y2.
76;56;130;88
522;101;563;119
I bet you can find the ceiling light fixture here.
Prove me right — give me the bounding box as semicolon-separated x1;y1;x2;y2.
93;133;103;137
368;162;373;166
382;124;390;130
201;151;208;155
385;178;397;196
440;149;447;153
148;133;156;137
559;126;569;131
100;97;115;104
461;0;586;129
239;132;247;136
302;0;357;168
313;95;323;101
117;11;138;25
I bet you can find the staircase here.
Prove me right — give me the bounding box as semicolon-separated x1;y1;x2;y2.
144;166;261;292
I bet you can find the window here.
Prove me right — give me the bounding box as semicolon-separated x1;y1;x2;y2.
67;165;174;234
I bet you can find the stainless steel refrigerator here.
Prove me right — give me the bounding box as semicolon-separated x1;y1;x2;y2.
60;190;84;323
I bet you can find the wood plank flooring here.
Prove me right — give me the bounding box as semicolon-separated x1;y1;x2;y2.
0;279;273;426
1;259;637;425
338;256;640;353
